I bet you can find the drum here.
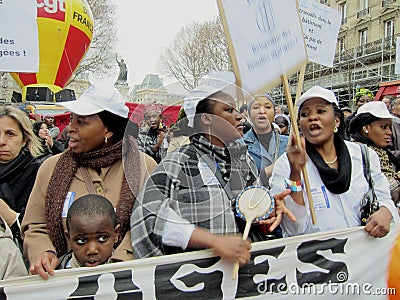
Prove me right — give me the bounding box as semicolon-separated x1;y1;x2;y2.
235;185;274;223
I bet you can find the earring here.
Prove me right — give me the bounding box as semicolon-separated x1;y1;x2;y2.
333;125;338;133
105;136;108;144
364;130;368;134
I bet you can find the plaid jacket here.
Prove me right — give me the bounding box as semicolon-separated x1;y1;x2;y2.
130;134;258;258
137;128;168;163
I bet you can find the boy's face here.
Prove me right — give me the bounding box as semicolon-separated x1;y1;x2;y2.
66;214;119;267
44;115;54;126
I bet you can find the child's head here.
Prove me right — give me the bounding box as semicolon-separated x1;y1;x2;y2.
65;194;119;267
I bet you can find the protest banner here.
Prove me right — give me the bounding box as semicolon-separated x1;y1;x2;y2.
298;0;341;67
0;225;398;299
0;0;39;72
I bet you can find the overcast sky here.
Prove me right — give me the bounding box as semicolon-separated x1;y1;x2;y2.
113;0;219;87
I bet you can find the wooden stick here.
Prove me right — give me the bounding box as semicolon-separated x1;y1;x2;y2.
282;74;317;225
232;220;251;280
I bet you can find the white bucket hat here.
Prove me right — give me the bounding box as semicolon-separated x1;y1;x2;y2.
183;71;236;127
296;86;338;107
57;85;129;118
356;101;400;122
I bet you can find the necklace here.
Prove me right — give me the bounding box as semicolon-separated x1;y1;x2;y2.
324;156;338;165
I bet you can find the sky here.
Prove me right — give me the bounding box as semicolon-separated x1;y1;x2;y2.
113;0;220;88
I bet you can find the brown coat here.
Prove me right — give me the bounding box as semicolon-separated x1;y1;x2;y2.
21;151;156;265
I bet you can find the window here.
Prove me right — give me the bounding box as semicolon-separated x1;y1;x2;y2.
338;38;345;52
360;0;368;10
382;0;396;7
359;29;368;46
385;19;394;38
353;70;368;80
339;3;347;24
357;0;369;17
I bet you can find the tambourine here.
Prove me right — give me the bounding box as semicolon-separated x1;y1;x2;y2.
232;185;275;280
235;185;275;223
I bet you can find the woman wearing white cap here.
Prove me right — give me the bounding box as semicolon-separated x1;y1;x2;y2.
269;86;399;237
21;85;157;280
131;82;294;265
349;101;400;206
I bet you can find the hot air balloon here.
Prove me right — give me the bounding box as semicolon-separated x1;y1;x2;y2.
10;0;93;101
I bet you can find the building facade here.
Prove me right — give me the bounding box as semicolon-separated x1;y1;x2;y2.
271;0;400;109
130;74;168;104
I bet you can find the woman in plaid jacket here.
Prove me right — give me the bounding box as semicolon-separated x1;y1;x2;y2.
131;83;293;267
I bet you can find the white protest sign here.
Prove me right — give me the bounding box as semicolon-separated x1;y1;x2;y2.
299;0;341;67
218;0;307;95
0;0;39;72
396;37;400;74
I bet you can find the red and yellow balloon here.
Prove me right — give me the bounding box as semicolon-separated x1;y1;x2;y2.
10;0;93;100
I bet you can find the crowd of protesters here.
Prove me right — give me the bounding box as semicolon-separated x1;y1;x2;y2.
0;77;399;281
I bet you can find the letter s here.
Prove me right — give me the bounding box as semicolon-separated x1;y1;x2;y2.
296;238;349;286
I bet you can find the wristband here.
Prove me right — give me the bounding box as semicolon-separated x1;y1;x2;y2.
284;178;303;192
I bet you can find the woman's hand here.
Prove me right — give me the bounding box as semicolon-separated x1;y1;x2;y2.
44;134;53;148
188;228;251;267
261;189;296;231
29;251;59;280
364;206;392;238
212;235;251;267
287;134;307;176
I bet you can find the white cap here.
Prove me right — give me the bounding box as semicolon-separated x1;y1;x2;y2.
183;71;236;127
356;101;400;122
57;85;129;118
296;86;338;107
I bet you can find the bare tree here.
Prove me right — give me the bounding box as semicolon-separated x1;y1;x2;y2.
67;1;118;84
158;17;232;91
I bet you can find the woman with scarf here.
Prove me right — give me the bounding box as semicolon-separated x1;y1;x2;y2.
269;86;399;237
349;101;400;206
0;106;43;247
21;85;157;280
130;82;294;266
242;94;288;185
32;121;64;159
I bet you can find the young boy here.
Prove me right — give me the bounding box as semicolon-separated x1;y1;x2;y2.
58;194;120;269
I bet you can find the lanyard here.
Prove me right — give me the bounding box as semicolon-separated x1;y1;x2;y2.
192;145;235;201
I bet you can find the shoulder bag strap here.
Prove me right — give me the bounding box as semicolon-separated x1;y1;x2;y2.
360;144;373;188
359;143;380;214
80;167;97;194
273;128;280;163
192;145;235;201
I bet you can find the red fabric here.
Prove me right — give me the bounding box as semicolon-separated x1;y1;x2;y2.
126;103;181;127
55;25;91;88
52;104;181;134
